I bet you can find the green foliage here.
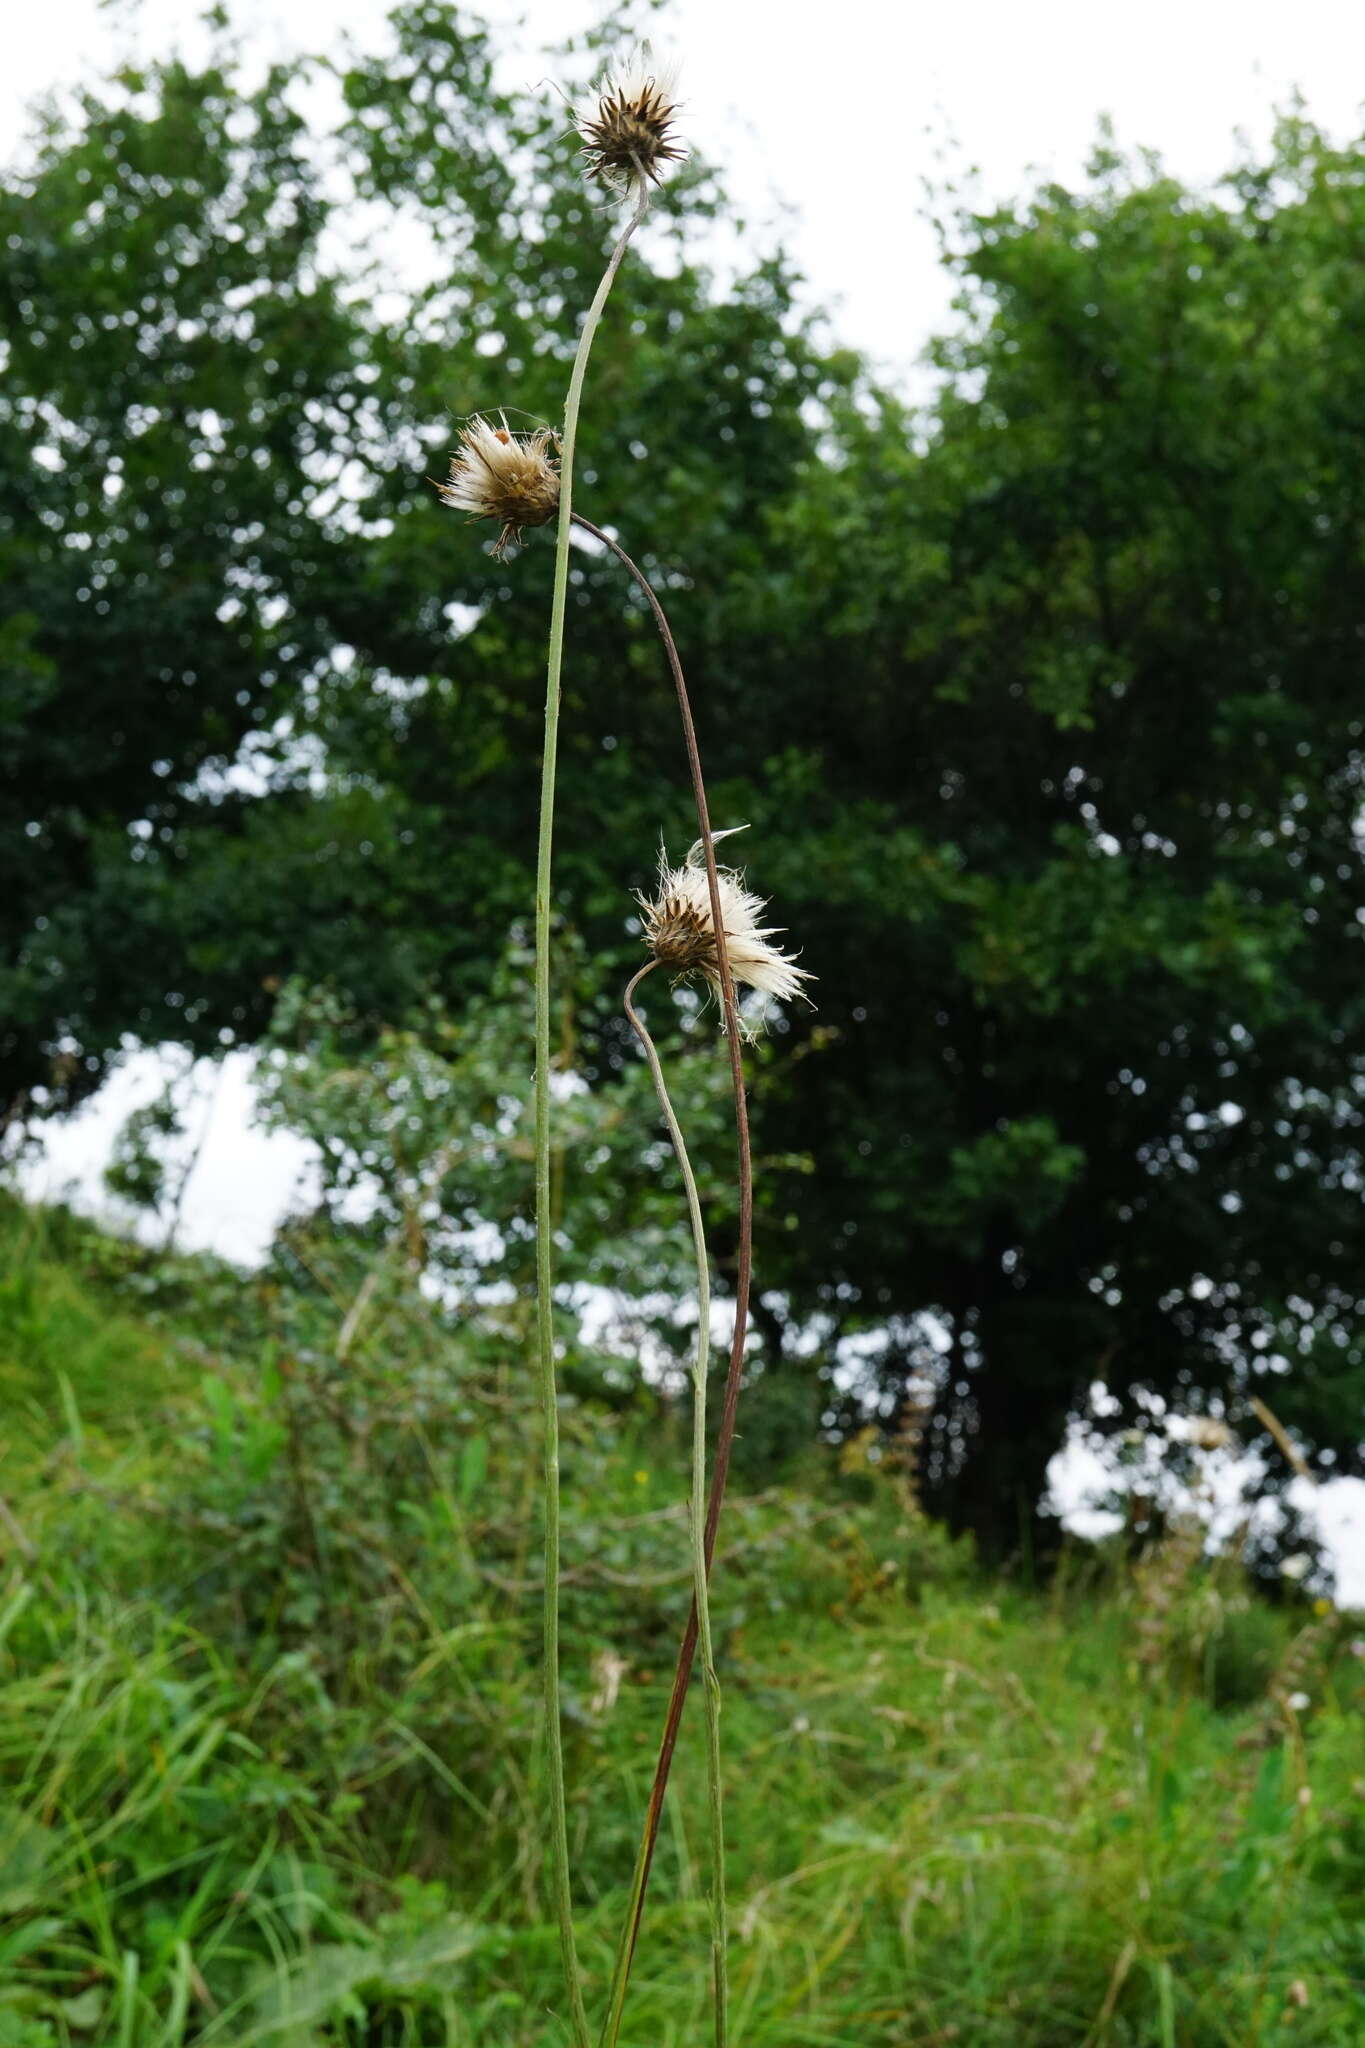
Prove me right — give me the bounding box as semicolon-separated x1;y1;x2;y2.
103;1086;184;1217
6;3;1365;1544
101;1058;206;1247
0;45;371;1108
756;116;1365;1542
255;937;736;1394
0;1202;1361;2044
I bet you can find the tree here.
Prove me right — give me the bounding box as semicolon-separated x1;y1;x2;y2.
755;117;1365;1550
7;6;1364;1557
0;3;840;1089
0;47;373;1111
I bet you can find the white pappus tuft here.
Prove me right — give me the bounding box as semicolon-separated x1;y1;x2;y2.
436;412;560;557
575;44;686;195
639;827;813;1030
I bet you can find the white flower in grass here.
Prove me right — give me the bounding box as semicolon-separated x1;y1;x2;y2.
639;828;813;1032
436;413;559;557
575;44;686;195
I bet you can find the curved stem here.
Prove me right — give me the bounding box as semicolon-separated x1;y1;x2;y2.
536;183;650;2048
623;965;729;2047
574;516;752;2040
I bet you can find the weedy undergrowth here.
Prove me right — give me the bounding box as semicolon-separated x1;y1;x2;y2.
2;1202;1363;2043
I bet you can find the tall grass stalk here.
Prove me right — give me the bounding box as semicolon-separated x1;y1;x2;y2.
572;516;752;2040
535;180;650;2045
623;963;728;2047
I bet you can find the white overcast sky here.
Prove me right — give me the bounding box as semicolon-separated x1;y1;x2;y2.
5;0;1365;386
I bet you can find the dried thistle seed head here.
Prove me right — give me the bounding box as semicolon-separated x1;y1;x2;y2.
1185;1416;1233;1452
575;44;686;194
639;829;814;1031
436;412;560;557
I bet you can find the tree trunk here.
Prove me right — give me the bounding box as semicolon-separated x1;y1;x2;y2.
922;1327;1072;1573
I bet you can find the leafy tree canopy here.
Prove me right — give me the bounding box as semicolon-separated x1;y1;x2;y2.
5;7;1364;1553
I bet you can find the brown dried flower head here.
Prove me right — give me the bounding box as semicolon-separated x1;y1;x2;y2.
1185;1416;1233;1452
639;829;813;1032
437;412;560;557
575;45;685;194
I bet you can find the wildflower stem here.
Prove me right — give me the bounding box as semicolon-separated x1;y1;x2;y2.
535;182;649;2048
623;963;729;2048
573;518;752;2039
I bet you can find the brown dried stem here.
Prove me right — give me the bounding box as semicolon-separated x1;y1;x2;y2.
573;514;751;2040
623;960;729;2047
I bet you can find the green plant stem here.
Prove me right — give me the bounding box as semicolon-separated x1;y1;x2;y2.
623;964;728;2047
536;180;650;2048
573;516;752;2045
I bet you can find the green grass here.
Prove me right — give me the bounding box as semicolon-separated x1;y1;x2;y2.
0;1198;1360;2045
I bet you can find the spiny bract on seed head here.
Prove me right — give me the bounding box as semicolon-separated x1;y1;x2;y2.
436;413;560;557
639;828;813;1031
575;44;686;195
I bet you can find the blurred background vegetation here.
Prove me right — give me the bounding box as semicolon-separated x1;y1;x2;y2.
2;2;1364;2040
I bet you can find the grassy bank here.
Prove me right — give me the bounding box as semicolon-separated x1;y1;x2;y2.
0;1200;1360;2045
